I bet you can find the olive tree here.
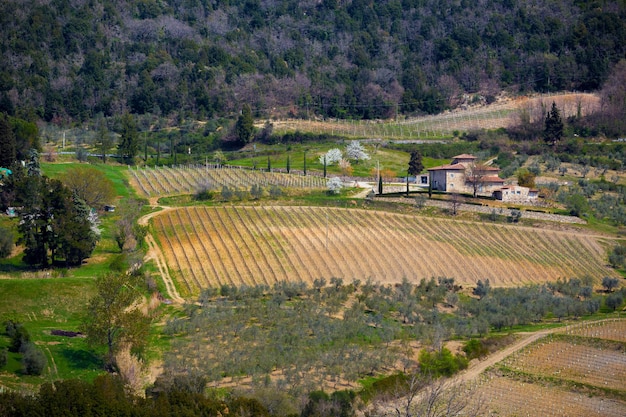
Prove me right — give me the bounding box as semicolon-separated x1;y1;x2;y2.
82;272;150;371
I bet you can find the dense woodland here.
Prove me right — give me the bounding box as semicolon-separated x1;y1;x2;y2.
1;0;625;123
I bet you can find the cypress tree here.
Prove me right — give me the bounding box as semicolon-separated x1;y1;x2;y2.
0;114;16;167
267;156;271;172
235;104;255;144
286;155;290;173
406;175;409;197
117;113;139;164
544;102;563;148
323;155;327;178
408;150;424;176
303;150;307;176
378;172;383;195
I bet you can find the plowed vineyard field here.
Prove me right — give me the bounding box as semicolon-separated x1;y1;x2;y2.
468;320;626;416
150;206;618;297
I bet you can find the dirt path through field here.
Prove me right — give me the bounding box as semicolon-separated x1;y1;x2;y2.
452;330;551;386
367;318;624;415
139;205;184;304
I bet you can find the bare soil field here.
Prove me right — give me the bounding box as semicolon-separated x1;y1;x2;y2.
150;206;618;297
470;371;626;416
465;321;626;416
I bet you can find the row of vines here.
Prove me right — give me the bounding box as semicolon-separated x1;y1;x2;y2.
129;165;327;197
150;206;619;296
466;319;626;416
270;93;599;139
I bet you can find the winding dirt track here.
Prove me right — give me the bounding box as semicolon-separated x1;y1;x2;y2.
139;206;184;304
367;318;625;416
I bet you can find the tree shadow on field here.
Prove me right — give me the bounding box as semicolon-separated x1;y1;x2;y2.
60;348;103;370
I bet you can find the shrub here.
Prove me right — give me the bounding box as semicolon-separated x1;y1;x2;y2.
0;226;13;258
609;245;626;269
507;210;522;223
194;187;214;201
6;321;30;353
268;185;282;199
0;348;7;368
22;343;47;375
606;293;624;311
250;184;263;199
462;339;489;360
221;185;233;201
418;347;468;377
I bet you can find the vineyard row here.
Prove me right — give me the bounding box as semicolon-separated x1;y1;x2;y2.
130;164;328;197
150;206;618;296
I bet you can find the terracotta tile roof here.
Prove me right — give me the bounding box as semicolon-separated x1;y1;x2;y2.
452;154;477;159
483;175;505;183
427;163;466;171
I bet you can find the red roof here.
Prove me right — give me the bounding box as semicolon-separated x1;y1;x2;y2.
452;154;477;160
483;175;505;183
428;163;466;171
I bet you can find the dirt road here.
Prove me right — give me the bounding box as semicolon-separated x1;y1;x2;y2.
367;318;623;416
139;205;185;304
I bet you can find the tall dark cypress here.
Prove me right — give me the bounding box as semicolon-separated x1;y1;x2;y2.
0;114;16;167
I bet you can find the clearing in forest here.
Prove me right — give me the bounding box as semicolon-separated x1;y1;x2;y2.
150;206;618;297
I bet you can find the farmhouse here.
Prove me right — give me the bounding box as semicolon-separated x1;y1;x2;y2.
428;154;504;196
493;185;539;202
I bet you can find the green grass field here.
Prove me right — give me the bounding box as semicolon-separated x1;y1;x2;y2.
42;162;135;199
212;142;447;178
0;278;103;391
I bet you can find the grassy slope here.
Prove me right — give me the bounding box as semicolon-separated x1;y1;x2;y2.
0;162;141;391
203;142;447;178
0;278;102;391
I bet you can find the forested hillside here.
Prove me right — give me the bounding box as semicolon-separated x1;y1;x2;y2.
1;0;625;123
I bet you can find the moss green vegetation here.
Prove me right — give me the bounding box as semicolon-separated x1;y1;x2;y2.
0;278;103;390
226;141;413;177
41;162;135;199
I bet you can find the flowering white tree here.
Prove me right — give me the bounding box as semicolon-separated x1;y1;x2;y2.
327;177;343;194
345;141;370;163
338;158;353;177
319;148;343;165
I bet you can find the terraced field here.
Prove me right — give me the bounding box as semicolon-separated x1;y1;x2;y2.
150;206;618;296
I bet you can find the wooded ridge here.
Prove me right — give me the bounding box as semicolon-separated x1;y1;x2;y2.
1;0;625;123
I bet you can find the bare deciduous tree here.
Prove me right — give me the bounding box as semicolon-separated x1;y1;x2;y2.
449;192;462;216
465;162;491;198
368;372;484;417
